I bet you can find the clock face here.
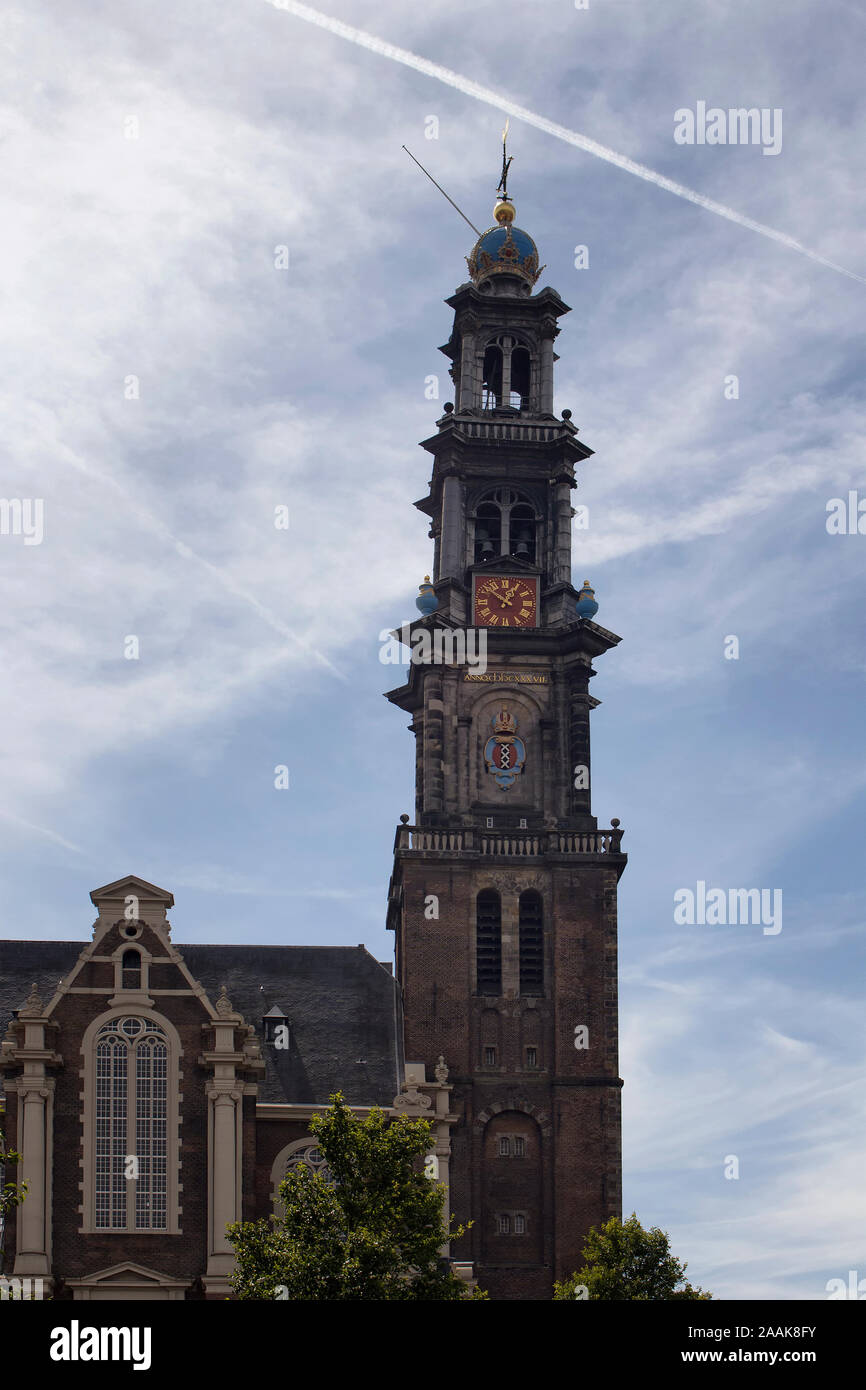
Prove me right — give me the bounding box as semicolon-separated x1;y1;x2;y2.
473;575;538;628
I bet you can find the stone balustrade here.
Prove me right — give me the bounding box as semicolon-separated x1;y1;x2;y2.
393;822;624;857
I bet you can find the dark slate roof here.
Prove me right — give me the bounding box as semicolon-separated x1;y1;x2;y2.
0;940;402;1109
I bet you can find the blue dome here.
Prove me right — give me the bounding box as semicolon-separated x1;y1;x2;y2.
467;225;542;287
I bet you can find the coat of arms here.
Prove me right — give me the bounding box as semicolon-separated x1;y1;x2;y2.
483;708;527;790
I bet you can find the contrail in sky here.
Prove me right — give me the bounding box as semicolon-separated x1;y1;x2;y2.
54;438;346;681
267;0;866;286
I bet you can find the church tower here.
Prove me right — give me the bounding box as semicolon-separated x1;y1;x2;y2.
385;158;627;1301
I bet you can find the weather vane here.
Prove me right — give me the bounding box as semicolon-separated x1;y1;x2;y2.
497;119;513;200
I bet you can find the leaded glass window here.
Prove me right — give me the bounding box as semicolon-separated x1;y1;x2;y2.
94;1017;167;1231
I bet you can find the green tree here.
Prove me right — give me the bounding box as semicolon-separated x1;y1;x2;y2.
227;1092;486;1300
553;1213;712;1300
0;1128;28;1222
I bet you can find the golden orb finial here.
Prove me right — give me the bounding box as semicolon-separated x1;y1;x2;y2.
493;197;515;225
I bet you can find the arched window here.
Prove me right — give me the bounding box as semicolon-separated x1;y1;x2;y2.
94;1017;168;1230
285;1140;332;1183
471;487;539;566
482;342;504;409
509;503;536;563
474;501;501;563
121;949;142;990
481;335;534;411
510;346;531;408
476;890;502;996
519;891;544;995
271;1137;334;1218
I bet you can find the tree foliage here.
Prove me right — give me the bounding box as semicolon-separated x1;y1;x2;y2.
0;1129;27;1222
553;1213;712;1301
227;1092;485;1300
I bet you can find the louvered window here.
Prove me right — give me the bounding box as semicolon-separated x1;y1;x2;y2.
519;891;544;995
476;890;502;995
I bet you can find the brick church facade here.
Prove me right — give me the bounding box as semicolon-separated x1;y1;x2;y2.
0;175;626;1301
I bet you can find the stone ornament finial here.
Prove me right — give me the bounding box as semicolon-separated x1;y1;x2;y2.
434;1055;449;1084
215;985;233;1018
393;1083;432;1113
243;1024;263;1062
20;983;44;1017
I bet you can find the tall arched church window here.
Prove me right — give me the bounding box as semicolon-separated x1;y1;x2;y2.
476;890;502;996
519;891;544;995
94;1017;168;1230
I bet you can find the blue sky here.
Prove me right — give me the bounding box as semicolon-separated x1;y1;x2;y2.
2;0;864;1299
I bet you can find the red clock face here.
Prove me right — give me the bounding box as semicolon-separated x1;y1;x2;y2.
473;575;538;628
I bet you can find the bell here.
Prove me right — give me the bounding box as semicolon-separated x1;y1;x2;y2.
515;541;530;557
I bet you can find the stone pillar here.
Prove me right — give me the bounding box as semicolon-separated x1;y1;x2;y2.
457;715;471;811
207;1088;241;1273
6;988;57;1280
569;682;592;818
15;1080;53;1277
423;672;445;814
501;896;519;998
552;671;570;820
458;325;477;411
540;717;556;820
500;335;513;405
540;334;556;414
441;667;458;815
554;480;573;585
411;716;424;821
394;1058;458;1259
439;474;464;581
203;988;248;1297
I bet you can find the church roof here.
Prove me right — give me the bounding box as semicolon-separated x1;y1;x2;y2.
0;939;402;1109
